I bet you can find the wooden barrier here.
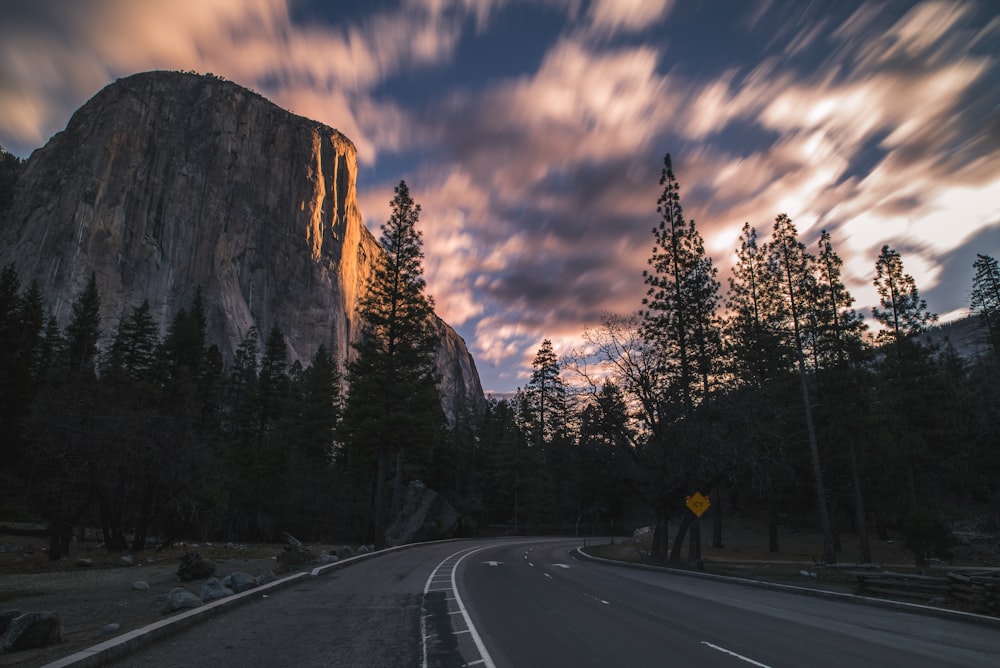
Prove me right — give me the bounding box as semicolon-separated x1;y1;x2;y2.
852;570;1000;615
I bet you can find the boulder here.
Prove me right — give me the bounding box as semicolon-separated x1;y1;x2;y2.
177;551;216;581
94;623;121;638
132;581;150;591
76;558;93;567
163;588;204;614
197;577;234;602
255;571;278;586
336;545;353;559
0;612;63;652
221;572;257;593
277;545;315;569
0;610;21;636
384;480;460;547
119;555;134;566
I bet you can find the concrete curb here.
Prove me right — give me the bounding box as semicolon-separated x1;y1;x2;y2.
574;547;1000;629
42;542;436;668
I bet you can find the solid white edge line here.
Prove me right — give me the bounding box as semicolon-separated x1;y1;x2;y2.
451;546;499;668
701;641;772;667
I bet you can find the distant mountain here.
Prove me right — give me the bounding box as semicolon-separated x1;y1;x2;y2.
0;71;484;418
919;315;994;361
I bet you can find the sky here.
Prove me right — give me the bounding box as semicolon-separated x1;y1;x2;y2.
1;0;999;394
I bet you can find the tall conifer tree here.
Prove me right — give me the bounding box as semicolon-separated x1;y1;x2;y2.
769;214;836;565
343;180;442;548
872;245;936;344
971;253;1000;357
641;153;722;414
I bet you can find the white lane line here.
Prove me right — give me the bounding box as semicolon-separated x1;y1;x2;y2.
450;546;502;668
422;546;483;668
701;642;771;667
584;593;610;605
544;573;553;579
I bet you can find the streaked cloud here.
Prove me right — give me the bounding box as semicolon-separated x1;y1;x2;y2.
1;0;997;393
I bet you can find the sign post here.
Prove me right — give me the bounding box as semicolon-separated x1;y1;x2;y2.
685;492;710;569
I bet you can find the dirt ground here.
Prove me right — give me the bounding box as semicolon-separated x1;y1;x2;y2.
0;534;343;667
1;518;998;667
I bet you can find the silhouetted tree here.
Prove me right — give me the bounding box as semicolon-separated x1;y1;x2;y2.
342;180;442;548
641;153;722;414
971;253;1000;358
769;214;835;565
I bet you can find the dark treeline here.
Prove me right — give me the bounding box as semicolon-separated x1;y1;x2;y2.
1;158;998;567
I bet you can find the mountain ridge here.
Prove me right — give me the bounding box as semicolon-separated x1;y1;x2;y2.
0;70;484;417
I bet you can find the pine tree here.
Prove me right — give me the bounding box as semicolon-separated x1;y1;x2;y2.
64;274;102;381
641;154;722;414
872;245;937;344
343;180;442;548
163;287;207;377
524;339;567;447
769;213;836;565
971;253;1000;357
812;231;867;369
870;245;939;522
725;223;793;387
811;231;872;563
284;345;342;538
105;300;160;381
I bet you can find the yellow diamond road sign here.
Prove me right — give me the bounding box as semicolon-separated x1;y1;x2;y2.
686;491;710;517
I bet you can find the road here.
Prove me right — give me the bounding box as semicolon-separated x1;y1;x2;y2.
459;539;1000;667
106;538;1000;667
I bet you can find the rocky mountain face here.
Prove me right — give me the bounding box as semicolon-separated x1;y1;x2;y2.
0;71;484;418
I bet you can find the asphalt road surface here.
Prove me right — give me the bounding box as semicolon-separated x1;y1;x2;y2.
107;538;1000;667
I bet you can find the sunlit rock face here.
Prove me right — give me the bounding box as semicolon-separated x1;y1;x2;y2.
0;71;484;418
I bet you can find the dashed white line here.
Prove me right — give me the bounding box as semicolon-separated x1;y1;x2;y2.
701;641;772;667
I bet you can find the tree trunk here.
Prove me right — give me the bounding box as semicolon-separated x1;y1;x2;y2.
97;492;114;549
47;521;72;561
373;443;388;549
132;492;154;552
768;484;780;553
670;513;692;562
830;496;842;552
797;364;836;564
651;512;668;561
847;437;872;563
391;448;404;519
875;509;888;541
711;479;724;549
688;516;702;562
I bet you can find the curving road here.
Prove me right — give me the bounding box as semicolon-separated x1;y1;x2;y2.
458;539;1000;667
104;537;1000;667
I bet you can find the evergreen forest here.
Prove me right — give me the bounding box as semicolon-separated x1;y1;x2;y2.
1;158;999;567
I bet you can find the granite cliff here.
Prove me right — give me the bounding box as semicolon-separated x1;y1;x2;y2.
0;71;484;417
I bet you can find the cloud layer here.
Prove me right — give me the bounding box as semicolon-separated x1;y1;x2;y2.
2;0;998;392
